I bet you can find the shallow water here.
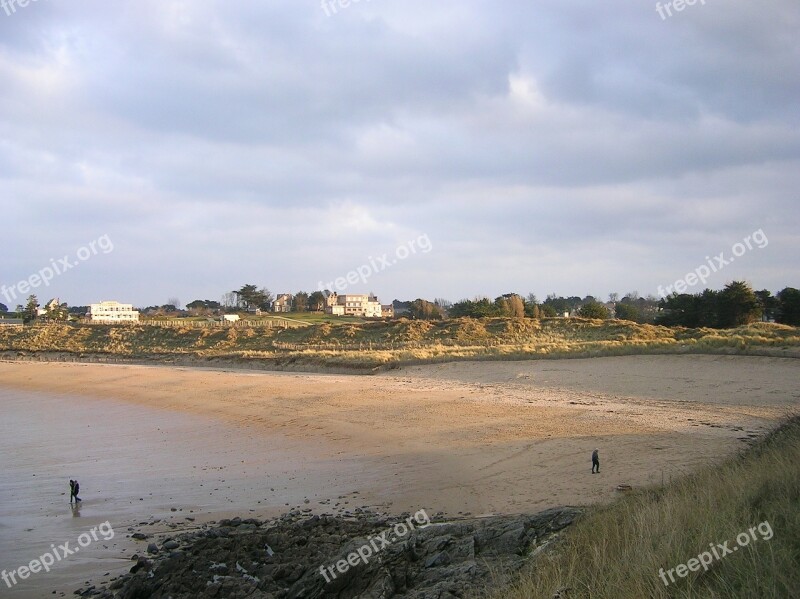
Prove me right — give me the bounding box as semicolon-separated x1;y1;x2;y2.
0;386;360;597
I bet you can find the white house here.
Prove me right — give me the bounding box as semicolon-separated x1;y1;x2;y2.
37;298;61;317
325;292;345;316
325;293;382;318
221;314;240;323
88;301;139;323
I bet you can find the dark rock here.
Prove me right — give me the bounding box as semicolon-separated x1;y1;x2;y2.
86;507;580;598
129;557;151;575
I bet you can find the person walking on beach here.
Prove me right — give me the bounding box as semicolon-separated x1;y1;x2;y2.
591;449;600;474
69;480;76;503
72;480;81;502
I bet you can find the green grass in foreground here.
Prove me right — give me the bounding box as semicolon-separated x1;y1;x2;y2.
488;416;800;599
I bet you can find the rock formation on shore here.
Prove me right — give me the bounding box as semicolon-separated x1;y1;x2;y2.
83;507;580;598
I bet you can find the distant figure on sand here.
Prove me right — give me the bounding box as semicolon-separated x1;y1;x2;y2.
70;479;81;503
591;449;600;474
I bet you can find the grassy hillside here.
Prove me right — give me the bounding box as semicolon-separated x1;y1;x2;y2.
1;318;798;370
488;415;800;598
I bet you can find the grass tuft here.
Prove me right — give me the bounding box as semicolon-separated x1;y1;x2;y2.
1;319;798;369
486;416;800;599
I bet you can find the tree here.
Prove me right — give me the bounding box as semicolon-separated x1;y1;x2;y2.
717;281;761;328
776;287;800;325
167;297;182;310
308;291;327;312
577;301;609;319
23;295;39;323
293;291;309;313
615;303;640;322
234;285;258;309
755;290;776;321
495;294;525;318
619;292;658;324
186;300;221;315
258;287;274;310
221;292;237;310
543;294;569;315
655;284;760;329
408;299;443;320
656;291;718;327
449;298;497;318
0;302;7;313
656;294;691;327
616;292;654;324
233;284;273;311
695;289;721;327
433;298;452;309
43;300;69;321
540;304;557;317
542;294;583;316
525;301;541;319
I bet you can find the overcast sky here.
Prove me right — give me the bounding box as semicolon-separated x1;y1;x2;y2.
1;0;798;308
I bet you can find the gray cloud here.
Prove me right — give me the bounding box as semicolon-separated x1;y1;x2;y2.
0;0;798;307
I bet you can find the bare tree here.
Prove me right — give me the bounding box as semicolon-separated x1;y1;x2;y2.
221;292;236;309
434;298;452;309
509;295;525;318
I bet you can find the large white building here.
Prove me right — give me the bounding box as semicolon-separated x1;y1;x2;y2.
325;293;382;318
88;301;140;323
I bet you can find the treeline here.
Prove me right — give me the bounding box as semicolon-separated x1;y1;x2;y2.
655;283;799;327
403;283;800;329
405;293;660;323
184;285;329;315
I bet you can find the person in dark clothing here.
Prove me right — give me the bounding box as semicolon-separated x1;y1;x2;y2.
73;480;81;502
591;449;600;474
69;479;75;503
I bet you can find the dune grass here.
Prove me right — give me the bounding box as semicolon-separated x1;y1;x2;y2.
487;416;800;599
0;318;798;369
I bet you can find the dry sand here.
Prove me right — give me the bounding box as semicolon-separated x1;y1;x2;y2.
0;355;797;597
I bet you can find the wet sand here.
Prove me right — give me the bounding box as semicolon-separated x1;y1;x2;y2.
0;355;797;597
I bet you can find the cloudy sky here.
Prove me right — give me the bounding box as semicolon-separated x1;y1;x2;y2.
1;0;798;308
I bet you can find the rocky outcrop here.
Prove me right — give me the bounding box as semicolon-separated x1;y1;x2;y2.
85;508;580;599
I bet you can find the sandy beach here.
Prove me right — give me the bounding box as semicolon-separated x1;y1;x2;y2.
0;355;797;597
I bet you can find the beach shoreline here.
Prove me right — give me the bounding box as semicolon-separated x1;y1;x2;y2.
0;355;797;597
